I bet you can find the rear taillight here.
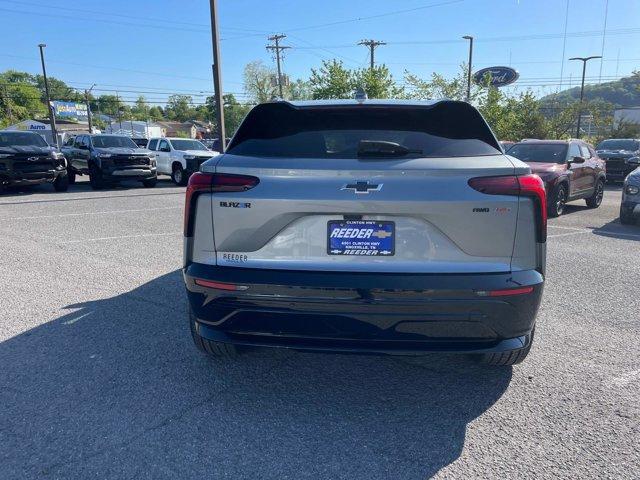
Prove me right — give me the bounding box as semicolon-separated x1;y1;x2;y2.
184;172;259;236
212;173;260;192
468;174;547;242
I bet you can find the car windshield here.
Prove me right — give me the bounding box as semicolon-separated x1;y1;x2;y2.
170;139;208;151
91;136;137;148
596;139;639;151
228;102;501;158
507;143;568;163
0;132;48;147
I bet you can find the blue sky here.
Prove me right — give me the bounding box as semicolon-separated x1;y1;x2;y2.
1;0;639;106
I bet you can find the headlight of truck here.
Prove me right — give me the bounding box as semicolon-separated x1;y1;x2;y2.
627;156;640;165
97;153;112;158
626;184;640;195
183;154;196;160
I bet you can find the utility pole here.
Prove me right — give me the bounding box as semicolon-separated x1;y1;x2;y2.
569;56;601;138
462;35;474;102
266;34;290;98
116;91;122;132
209;0;226;152
358;39;386;70
38;44;58;148
1;85;12;123
85;83;96;133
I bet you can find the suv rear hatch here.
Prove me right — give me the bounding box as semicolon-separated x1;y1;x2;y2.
200;100;534;273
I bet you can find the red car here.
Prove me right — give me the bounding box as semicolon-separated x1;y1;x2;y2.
506;139;606;217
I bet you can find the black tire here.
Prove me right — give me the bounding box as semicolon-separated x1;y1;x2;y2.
548;183;567;218
189;309;239;359
479;330;534;366
53;173;69;192
585;179;604;208
67;169;76;184
89;164;104;190
172;164;188;186
619;207;634;225
142;177;157;188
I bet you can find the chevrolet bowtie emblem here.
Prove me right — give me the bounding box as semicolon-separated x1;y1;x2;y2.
372;230;392;239
27;156;39;161
341;181;382;194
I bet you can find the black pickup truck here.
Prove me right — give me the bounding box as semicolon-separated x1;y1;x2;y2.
0;131;69;193
62;134;156;190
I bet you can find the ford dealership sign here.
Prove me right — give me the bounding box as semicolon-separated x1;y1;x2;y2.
473;66;519;87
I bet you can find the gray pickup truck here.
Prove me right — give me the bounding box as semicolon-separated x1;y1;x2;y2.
62;134;156;189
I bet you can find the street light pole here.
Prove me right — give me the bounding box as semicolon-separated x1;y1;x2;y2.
38;44;58;148
462;35;474;102
209;0;226;152
569;55;601;138
85;83;96;133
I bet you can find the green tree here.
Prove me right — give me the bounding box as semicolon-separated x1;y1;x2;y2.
243;60;277;103
148;106;164;122
0;73;46;127
131;95;150;121
165;94;194;121
309;60;353;99
352;65;404;99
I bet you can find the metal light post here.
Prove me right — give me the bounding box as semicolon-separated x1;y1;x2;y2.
569;55;601;138
85;83;96;133
38;44;58;148
209;0;226;152
462;35;474;102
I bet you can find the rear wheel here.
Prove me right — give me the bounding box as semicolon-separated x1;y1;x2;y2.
479;330;534;366
172;164;188;186
53;173;69;192
189;309;239;359
585;179;604;208
142;177;157;188
89;164;104;190
548;183;567;217
620;206;635;225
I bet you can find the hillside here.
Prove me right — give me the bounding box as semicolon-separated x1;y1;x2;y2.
540;71;640;107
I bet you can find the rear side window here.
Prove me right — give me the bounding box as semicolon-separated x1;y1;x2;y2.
227;102;501;158
579;144;591;159
148;139;159;151
569;143;581;158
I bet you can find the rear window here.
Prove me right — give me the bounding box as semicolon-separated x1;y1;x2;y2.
596;139;639;151
227;102;501;158
507;143;568;164
91;136;137;148
0;132;48;147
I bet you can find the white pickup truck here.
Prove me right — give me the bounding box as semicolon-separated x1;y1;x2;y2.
147;138;219;185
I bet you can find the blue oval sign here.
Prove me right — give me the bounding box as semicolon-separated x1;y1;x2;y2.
473;66;519;87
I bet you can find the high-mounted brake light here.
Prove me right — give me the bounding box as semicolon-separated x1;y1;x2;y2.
184;172;260;236
468;174;547;242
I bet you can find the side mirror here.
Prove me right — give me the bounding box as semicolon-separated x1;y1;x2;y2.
569;156;585;164
160;147;170;152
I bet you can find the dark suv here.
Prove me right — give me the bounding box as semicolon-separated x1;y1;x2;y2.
507;139;606;217
62;134;156;190
0;131;68;193
595;138;640;182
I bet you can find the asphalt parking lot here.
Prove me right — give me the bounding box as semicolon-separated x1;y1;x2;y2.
1;178;638;479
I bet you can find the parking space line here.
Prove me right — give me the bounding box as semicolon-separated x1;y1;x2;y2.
548;230;591;238
548;225;590;231
0;191;182;206
59;232;182;244
5;206;181;221
63;311;93;325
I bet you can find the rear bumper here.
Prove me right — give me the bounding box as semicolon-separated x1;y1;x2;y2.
184;263;544;355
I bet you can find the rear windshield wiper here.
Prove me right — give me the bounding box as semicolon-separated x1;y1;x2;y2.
357;140;422;158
